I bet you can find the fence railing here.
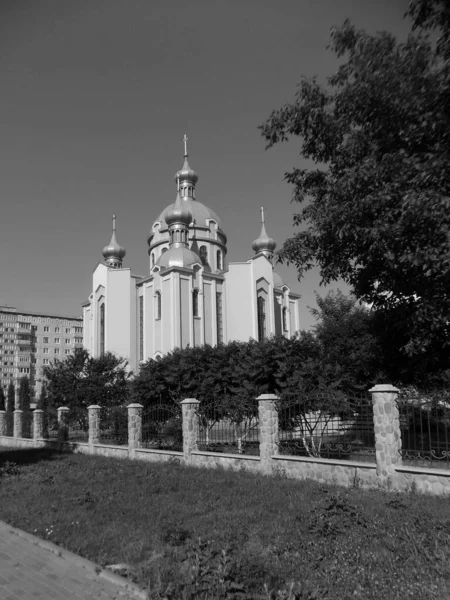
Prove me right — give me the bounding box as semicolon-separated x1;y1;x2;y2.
196;398;260;456
141;399;182;451
5;412;13;437
99;406;128;446
397;390;450;469
276;391;375;463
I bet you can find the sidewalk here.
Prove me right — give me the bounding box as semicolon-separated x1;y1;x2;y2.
0;521;147;600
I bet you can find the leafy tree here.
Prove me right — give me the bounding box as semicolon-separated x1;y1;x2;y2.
408;0;450;58
37;384;50;437
0;386;5;411
6;382;15;413
18;376;31;411
43;348;131;430
259;15;450;354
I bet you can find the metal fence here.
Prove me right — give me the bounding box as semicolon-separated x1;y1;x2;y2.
196;397;260;456
276;391;375;462
141;399;182;451
397;390;450;469
99;405;128;446
67;411;89;442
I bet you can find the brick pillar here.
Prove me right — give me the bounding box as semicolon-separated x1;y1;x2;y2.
370;384;401;488
14;410;23;438
33;409;44;439
57;406;69;442
181;399;200;465
128;403;143;453
0;411;6;436
257;394;279;474
88;405;101;446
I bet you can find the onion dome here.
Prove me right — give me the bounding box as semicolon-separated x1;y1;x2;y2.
175;134;198;198
158;246;202;269
103;215;126;268
165;190;192;227
252;207;277;259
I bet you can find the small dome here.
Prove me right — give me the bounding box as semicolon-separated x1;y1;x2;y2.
165;191;192;227
102;216;126;266
157;246;201;269
252;207;277;257
175;156;198;186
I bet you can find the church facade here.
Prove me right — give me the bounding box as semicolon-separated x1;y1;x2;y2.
82;141;300;372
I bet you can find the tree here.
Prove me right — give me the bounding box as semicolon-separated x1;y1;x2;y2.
0;386;5;411
408;0;450;59
43;348;131;429
18;376;31;411
6;382;15;412
259;16;450;354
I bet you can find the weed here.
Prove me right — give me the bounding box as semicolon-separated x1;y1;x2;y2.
0;461;20;477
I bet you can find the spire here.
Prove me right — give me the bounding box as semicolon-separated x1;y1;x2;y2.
175;133;198;198
252;207;277;260
102;214;126;268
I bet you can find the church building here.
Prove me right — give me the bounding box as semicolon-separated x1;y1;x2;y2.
82;139;300;372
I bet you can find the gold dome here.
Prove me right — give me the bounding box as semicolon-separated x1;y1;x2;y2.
252;207;277;258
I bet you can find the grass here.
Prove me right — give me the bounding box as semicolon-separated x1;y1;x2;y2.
1;448;450;599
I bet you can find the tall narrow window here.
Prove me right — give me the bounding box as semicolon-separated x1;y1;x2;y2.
257;296;266;342
199;245;208;266
282;307;288;332
155;291;162;320
151;253;155;267
100;303;105;356
216;292;223;344
139;296;144;361
193;289;199;317
216;250;222;271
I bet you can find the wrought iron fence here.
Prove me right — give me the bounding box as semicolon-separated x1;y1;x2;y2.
276;391;375;462
196;397;260;456
5;412;13;437
22;410;34;439
141;398;182;451
67;411;89;442
397;389;450;469
99;405;128;446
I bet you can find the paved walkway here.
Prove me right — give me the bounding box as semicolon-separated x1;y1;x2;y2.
0;521;147;600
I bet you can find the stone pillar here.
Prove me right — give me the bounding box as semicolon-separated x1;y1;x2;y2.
13;410;23;439
181;399;200;465
370;384;401;488
128;403;143;453
257;394;279;474
57;406;69;442
0;411;6;436
88;405;101;446
33;409;44;440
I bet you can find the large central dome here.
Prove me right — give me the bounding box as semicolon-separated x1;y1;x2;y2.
155;198;221;230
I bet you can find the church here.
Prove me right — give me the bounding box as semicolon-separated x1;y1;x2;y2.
82;138;300;372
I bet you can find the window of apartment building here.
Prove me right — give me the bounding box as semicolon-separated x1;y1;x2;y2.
43;359;49;365
55;327;60;333
75;327;82;333
65;328;71;334
64;349;71;355
65;338;71;344
44;326;49;332
75;337;82;344
43;348;49;354
43;337;49;343
54;348;59;354
54;338;60;344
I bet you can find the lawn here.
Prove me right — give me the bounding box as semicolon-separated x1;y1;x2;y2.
1;447;450;600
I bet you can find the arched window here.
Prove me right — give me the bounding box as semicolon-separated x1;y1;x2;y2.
100;303;105;356
199;245;208;266
282;307;288;332
193;289;199;317
151;253;155;267
155;291;162;320
257;296;266;342
216;250;222;271
161;247;167;254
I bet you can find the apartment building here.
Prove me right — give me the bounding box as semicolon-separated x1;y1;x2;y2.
0;306;83;401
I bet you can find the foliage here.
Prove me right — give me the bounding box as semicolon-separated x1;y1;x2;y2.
18;377;31;412
408;0;450;59
43;348;131;430
259;14;450;354
6;382;14;413
0;387;5;412
37;384;51;437
2;450;450;599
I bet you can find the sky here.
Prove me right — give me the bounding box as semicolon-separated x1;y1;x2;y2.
0;0;411;329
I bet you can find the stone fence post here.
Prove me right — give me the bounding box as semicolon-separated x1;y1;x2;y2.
181;399;200;465
57;406;69;442
14;410;23;438
370;384;401;488
33;409;44;439
128;403;143;454
257;394;279;474
0;411;6;436
88;405;101;446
